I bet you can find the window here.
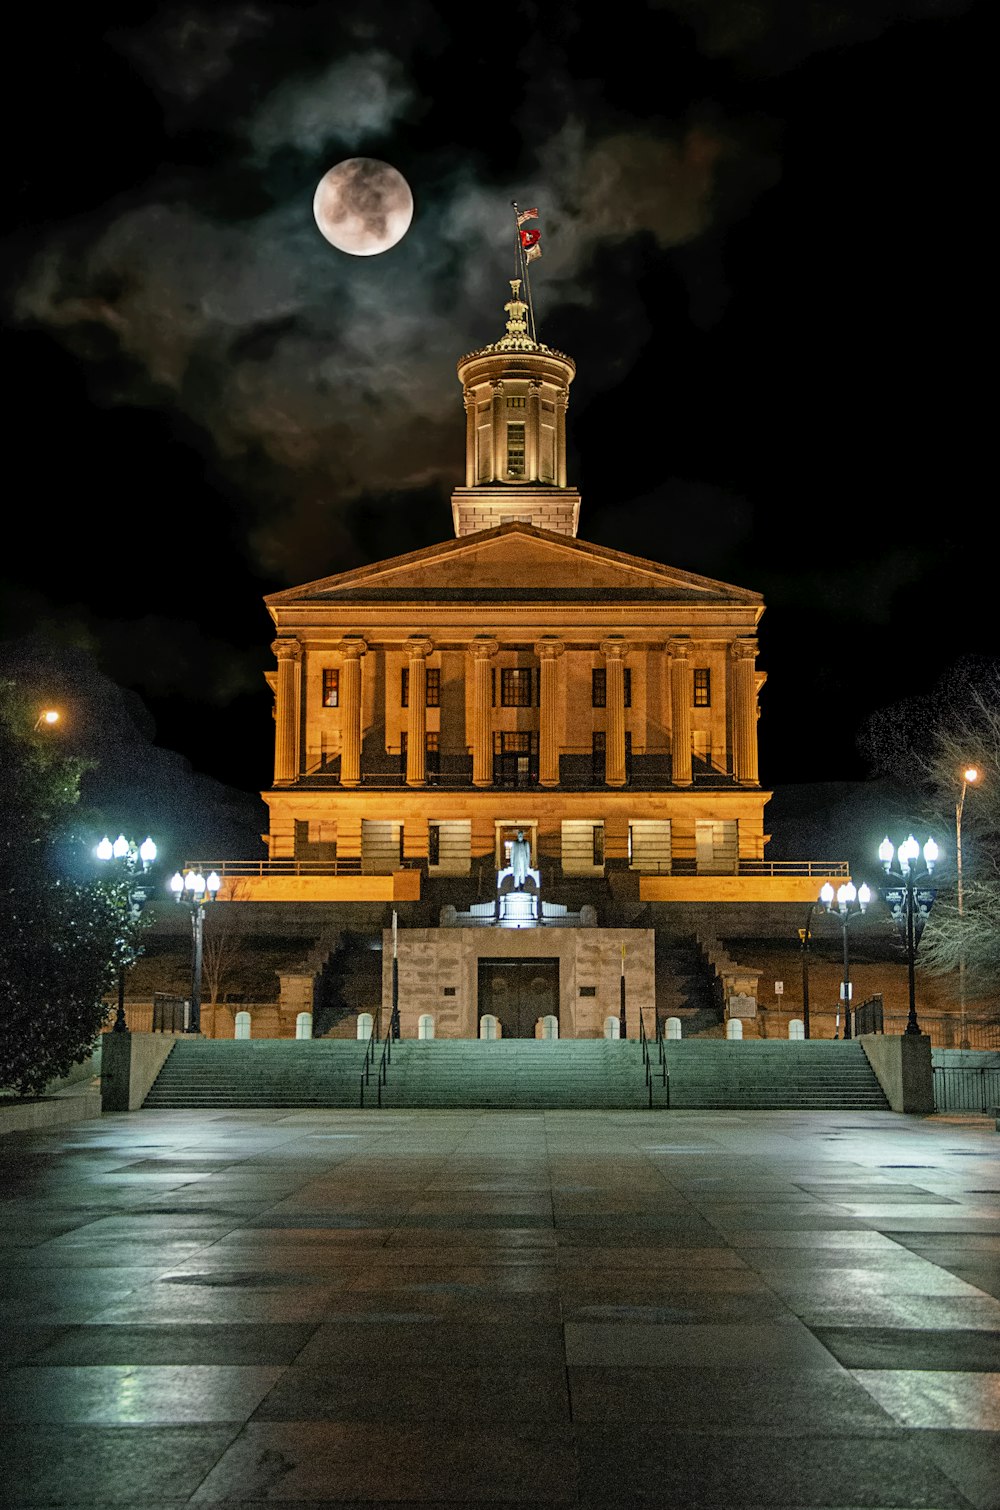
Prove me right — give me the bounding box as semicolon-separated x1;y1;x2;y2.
592;668;631;707
401;667;441;707
506;396;526;409
694;669;711;707
500;667;534;706
428;824;440;866
493;730;538;786
507;422;525;478
592;825;605;867
322;669;339;707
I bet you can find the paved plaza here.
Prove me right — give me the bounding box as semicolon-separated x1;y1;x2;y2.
0;1105;998;1508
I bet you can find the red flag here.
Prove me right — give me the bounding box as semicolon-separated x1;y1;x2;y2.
519;227;541;250
516;207;539;225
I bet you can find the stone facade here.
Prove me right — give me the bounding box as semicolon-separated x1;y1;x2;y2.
230;285;848;1038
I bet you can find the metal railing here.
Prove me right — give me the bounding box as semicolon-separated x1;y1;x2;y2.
186;855;848;882
932;1065;1000;1114
637;1010;668;1107
360;1008;397;1108
183;857;422;878
640;859;850;877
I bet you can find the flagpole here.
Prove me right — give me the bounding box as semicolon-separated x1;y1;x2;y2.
511;201;538;344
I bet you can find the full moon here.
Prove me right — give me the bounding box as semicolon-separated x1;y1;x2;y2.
313;158;413;256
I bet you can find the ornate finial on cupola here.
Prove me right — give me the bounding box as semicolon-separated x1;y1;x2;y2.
498;279;535;350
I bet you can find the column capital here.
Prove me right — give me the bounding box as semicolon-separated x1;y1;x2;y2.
271;636;302;663
406;636;434;659
338;636;367;660
730;638;759;662
490;378;505;394
534;637;565;661
600;637;630;661
666;637;691;661
470;637;499;661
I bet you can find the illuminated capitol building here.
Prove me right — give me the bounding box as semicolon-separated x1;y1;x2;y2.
195;282;847;1043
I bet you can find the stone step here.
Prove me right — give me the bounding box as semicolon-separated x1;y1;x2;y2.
141;1037;890;1112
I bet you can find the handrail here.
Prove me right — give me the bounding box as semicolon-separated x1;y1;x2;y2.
359;1008;384;1106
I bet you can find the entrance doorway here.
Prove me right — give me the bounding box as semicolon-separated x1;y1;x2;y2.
478;958;559;1039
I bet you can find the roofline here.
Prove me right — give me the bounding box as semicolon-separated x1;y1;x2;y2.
264;521;764;607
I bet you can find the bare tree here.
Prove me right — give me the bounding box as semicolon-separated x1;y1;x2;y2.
200;880;255;1007
858;657;1000;1003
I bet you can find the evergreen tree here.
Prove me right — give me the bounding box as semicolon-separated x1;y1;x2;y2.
0;681;144;1095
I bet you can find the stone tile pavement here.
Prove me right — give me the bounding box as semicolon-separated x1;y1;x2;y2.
0;1106;997;1508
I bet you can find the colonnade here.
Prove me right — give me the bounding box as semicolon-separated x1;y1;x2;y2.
270;634;760;789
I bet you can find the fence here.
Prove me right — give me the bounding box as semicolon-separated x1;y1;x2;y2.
932;1065;1000;1114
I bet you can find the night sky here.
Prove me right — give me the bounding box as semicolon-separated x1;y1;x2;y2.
0;0;990;866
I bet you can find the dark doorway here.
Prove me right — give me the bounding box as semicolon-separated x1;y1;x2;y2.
478;957;559;1038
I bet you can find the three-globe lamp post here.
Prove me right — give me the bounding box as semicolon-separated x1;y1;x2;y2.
95;834;158;1033
878;835;939;1037
169;867;221;1035
819;881;871;1039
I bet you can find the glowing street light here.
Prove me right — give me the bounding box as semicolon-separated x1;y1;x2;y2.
819;880;871;1039
33;708;60;731
169;867;222;1034
95;834;158;1032
878;834;938;1037
956;767;979;1049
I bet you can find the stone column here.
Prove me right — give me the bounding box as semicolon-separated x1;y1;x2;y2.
470;638;499;787
490;380;505;481
338;637;366;788
526;379;542;481
600;637;630;787
464;389;476;487
535;637;565;787
406;637;433;787
731;638;760;785
271;637;302;785
555;388;569;486
667;638;693;788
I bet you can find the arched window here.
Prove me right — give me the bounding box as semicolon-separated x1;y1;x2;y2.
418;1014;435;1040
666;1017;682;1040
479;1014;500;1040
604;1016;620;1040
357;1012;374;1041
788;1018;805;1040
296;1012;313;1040
725;1019;743;1041
234;1011;251;1040
538;1014;559;1040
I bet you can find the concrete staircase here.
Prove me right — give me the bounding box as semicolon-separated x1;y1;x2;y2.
142;1039;367;1108
139;1037;892;1112
658;1039;891;1109
378;1040;651;1110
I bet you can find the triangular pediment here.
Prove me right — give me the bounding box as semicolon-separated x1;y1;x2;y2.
266;523;761;607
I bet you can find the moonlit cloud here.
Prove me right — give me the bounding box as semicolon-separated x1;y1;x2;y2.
248;52;415;157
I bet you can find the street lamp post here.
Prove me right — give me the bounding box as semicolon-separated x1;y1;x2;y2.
956;768;979;1049
169;867;221;1034
878;834;939;1037
819;881;871;1039
798;901;820;1040
95;834;158;1032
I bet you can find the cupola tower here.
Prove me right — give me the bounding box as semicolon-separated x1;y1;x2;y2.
451;280;580;537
